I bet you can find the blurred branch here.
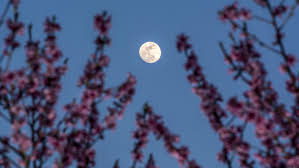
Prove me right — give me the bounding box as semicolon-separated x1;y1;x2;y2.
0;0;10;29
0;137;26;159
279;1;298;30
228;20;281;55
3;154;22;168
219;42;250;84
265;0;297;81
253;15;272;24
0;111;10;123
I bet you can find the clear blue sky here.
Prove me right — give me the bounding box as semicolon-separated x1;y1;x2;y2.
0;0;298;167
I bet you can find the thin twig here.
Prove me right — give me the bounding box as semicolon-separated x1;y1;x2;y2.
229;121;248;168
3;155;22;168
4;51;12;71
279;2;298;30
0;52;6;63
0;137;26;159
265;0;296;81
28;24;33;41
253;15;272;24
228;20;281;55
250;34;281;54
225;115;236;127
219;42;251;84
0;1;11;29
280;0;287;5
4;11;19;71
0;111;10;122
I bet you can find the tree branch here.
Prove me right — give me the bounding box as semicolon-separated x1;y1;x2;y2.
0;0;10;29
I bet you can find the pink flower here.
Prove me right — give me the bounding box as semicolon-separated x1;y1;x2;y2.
286;54;296;66
279;63;288;74
6;18;24;35
273;5;288;17
10;104;23;115
254;0;266;7
287;156;299;167
187;74;198;84
10;0;20;8
94;12;112;35
104;112;117;130
219;3;252;22
3;71;16;84
227;97;243;116
185;52;198;70
132;104;201;167
19;135;32;151
98;55;110;67
176;34;191;52
12;120;23;131
44;17;61;33
48;136;61;150
240;8;252;20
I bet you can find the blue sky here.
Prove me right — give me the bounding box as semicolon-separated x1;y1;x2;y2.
0;0;298;167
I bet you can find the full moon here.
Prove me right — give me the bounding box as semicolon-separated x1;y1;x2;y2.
139;42;161;63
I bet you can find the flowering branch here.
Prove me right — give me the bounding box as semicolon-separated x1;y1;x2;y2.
0;4;136;167
131;103;201;168
176;0;299;167
145;154;158;168
0;0;11;29
177;34;255;168
1;1;23;71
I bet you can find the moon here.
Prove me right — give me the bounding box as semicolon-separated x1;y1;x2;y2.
139;42;161;63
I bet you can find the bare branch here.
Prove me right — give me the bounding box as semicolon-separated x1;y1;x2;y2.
0;1;10;29
280;2;298;30
253;15;272;24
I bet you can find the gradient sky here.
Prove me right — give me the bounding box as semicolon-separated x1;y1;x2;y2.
0;0;298;167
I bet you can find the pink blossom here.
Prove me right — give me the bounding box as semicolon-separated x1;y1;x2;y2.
287;156;299;167
94;12;112;35
132;103;201;168
227;97;243;116
44;17;61;33
219;3;252;22
6;18;24;35
286;54;296;66
254;0;266;7
176;34;191;52
273;5;288;17
10;0;20;8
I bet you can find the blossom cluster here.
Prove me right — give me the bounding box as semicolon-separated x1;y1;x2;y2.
131;103;201;168
0;13;66;167
219;3;252;23
177;34;255;168
0;0;298;167
0;3;136;167
177;0;299;167
49;12;136;168
2;2;24;62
